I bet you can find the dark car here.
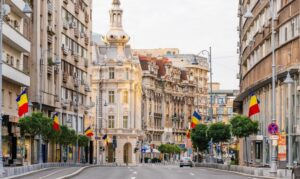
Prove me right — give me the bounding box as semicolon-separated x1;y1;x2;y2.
180;157;193;168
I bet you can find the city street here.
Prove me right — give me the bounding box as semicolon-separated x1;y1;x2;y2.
72;166;252;179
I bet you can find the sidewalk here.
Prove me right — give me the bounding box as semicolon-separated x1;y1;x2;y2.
195;163;291;179
2;162;89;178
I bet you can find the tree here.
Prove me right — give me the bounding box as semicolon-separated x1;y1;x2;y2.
78;135;90;147
18;112;43;137
230;115;259;166
191;124;209;152
207;122;231;143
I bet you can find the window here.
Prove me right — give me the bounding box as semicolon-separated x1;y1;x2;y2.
217;107;224;115
109;67;115;79
123;116;128;129
123;91;128;104
217;115;223;122
108;91;115;103
108;116;115;128
218;97;225;105
227;107;233;115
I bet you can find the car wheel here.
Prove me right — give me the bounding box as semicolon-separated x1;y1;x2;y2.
180;165;183;168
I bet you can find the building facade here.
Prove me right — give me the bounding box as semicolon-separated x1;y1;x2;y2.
210;82;237;123
91;0;143;165
235;0;300;166
1;0;31;166
29;0;93;164
138;54;209;157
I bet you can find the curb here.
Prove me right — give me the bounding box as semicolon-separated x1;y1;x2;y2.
197;167;286;179
56;165;97;179
4;167;58;179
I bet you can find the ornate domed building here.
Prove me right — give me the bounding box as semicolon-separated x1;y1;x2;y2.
91;0;143;165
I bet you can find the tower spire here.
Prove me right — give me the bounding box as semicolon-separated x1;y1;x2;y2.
104;0;130;45
112;0;120;5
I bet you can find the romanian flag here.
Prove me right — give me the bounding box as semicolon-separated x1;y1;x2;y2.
248;93;260;117
186;129;191;139
191;111;201;129
102;134;110;146
84;126;94;137
16;88;29;117
52;112;60;131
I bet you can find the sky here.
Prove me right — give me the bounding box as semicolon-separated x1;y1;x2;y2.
92;0;239;89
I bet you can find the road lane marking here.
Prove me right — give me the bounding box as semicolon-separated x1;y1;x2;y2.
39;168;71;179
133;171;137;174
131;177;136;179
190;173;195;176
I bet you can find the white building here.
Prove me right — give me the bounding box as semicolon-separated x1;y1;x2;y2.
92;0;143;165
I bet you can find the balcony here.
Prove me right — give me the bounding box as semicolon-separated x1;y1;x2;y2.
84;58;88;67
48;3;53;15
10;0;31;18
84;36;89;45
47;34;53;43
74;53;79;62
63;20;69;30
75;4;79;14
74;28;79;38
63;73;68;83
3;22;30;53
3;63;30;86
85;13;89;23
47;66;53;74
47;25;55;35
62;45;69;56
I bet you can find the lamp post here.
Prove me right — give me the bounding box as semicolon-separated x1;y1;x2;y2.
0;0;31;173
284;72;293;169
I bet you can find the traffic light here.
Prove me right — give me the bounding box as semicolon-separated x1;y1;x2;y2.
112;136;117;149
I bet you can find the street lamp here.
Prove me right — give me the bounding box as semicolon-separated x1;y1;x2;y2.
0;0;32;174
284;72;293;169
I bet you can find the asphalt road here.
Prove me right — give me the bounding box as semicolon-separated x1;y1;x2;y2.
12;167;81;179
72;166;253;179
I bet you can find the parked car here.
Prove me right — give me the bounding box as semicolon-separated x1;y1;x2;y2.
180;157;193;168
292;161;300;179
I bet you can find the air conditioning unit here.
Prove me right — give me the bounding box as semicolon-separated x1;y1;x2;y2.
69;21;76;29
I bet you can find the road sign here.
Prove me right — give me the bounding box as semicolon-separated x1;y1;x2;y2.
268;123;279;135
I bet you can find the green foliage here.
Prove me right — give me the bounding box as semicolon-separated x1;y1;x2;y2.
158;144;181;154
40;115;60;143
58;125;77;146
18;112;43;136
78;135;90;147
230;115;259;138
191;124;209;152
207;122;231;143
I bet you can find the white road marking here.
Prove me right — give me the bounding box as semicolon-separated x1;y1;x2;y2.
133;171;137;174
131;177;136;179
190;173;195;176
39;168;71;179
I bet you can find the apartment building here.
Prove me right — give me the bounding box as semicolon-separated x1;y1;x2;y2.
235;0;300;166
29;0;93;164
139;54;209;157
1;0;31;166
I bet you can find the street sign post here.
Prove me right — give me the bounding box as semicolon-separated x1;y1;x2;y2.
268;123;279;135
